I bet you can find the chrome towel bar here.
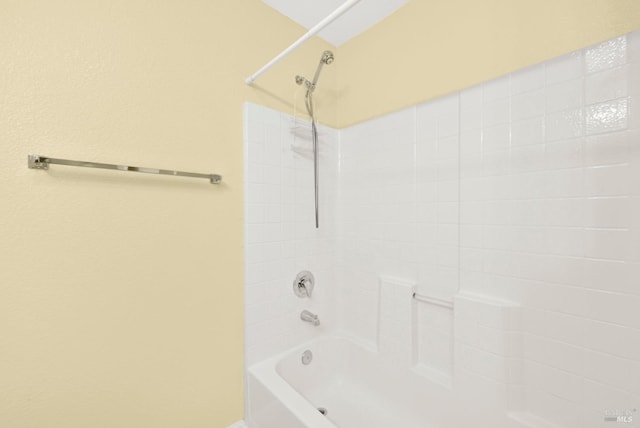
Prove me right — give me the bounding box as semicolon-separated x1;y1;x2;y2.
28;154;222;184
412;292;454;309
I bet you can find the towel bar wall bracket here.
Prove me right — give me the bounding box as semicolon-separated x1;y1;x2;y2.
27;154;222;184
28;155;50;170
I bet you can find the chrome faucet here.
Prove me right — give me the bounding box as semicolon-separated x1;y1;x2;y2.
300;310;320;326
293;271;314;298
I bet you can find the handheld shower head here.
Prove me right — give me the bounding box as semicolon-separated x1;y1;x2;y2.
295;50;335;91
321;50;334;65
310;50;334;88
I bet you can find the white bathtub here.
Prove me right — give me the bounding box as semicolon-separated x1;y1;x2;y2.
246;335;517;428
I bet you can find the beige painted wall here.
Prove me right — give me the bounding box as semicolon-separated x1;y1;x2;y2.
0;1;334;427
336;0;640;127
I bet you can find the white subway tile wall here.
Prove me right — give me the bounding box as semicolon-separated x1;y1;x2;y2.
244;30;640;427
378;276;415;366
453;292;523;412
243;103;339;366
416;302;454;384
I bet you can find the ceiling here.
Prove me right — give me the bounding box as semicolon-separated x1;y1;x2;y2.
262;0;409;46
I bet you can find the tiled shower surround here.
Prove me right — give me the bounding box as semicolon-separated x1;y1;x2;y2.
245;31;640;427
244;105;339;366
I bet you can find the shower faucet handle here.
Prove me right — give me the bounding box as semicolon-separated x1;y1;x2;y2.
293;270;314;298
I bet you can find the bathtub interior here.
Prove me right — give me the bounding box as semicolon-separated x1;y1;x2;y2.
276;337;456;428
248;351;337;428
241;313;529;424
250;334;517;428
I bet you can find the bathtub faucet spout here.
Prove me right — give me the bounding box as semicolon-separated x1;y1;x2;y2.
301;310;320;326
